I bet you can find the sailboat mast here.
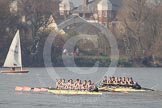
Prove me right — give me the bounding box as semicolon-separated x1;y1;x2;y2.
18;30;23;71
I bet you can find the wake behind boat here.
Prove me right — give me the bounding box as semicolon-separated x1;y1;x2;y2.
1;30;29;74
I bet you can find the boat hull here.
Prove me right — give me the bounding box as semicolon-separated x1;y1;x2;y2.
98;86;146;92
48;90;102;95
1;70;29;74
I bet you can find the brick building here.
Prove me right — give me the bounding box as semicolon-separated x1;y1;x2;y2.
59;0;122;28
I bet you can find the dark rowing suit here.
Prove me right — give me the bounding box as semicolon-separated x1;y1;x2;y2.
133;82;141;89
101;79;107;86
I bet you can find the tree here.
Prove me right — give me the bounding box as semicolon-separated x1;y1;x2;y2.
118;0;152;58
15;0;60;64
117;0;162;65
0;0;19;52
18;0;59;38
145;3;162;58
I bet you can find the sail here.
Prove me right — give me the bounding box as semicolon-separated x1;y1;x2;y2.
3;30;22;68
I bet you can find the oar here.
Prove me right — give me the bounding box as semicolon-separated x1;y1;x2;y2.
141;87;155;91
15;86;51;92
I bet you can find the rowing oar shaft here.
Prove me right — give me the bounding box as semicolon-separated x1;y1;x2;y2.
15;86;49;92
142;88;155;91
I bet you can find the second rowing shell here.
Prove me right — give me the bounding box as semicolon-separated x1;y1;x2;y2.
98;86;149;92
48;90;102;95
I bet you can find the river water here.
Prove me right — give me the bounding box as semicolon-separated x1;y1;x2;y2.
0;67;162;108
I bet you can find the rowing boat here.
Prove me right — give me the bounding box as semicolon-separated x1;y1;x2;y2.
48;89;102;95
98;86;152;92
15;86;102;95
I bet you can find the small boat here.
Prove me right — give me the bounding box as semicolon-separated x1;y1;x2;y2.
48;89;102;95
1;30;29;74
98;86;153;92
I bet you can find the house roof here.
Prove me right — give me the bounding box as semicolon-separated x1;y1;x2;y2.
109;0;122;11
72;0;100;13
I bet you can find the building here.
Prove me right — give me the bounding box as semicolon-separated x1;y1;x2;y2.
10;0;18;14
59;0;122;28
59;0;74;16
97;0;112;27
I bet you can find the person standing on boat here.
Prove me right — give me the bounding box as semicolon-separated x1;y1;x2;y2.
11;67;15;71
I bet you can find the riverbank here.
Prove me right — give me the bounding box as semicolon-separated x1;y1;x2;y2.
1;55;161;67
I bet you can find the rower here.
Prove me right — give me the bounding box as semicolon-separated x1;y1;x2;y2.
114;78;119;86
81;80;88;90
60;79;66;89
132;82;141;89
120;80;127;87
112;76;115;81
74;79;80;90
108;77;113;86
101;76;108;86
59;79;63;89
107;79;111;86
87;80;94;90
74;79;79;86
128;80;134;87
78;80;82;90
70;79;74;89
56;79;63;89
122;77;126;82
125;77;129;82
119;77;122;82
66;80;71;89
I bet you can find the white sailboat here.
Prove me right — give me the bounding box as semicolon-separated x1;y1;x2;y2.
1;30;29;73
